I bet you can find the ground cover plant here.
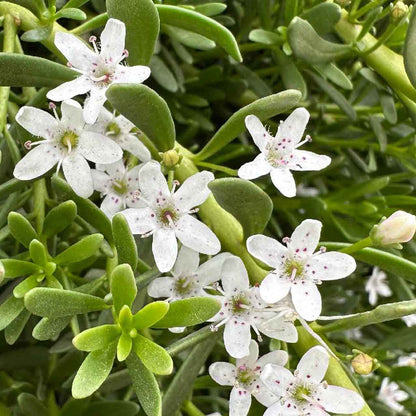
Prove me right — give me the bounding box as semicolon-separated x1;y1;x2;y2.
1;0;416;415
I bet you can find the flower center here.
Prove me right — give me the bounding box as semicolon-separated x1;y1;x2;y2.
236;365;259;388
174;276;195;296
284;259;305;280
231;293;251;314
292;384;312;403
112;179;128;195
107;121;121;136
60;131;78;150
156;204;179;227
89;60;115;86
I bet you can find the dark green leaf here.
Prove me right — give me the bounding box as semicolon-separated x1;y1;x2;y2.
390;366;416;381
313;63;353;90
150;55;178;93
21;26;52;42
110;264;137;314
43;200;77;238
112;213;138;270
86;401;141;416
0;296;25;331
54;234;103;265
162;24;216;50
8;211;37;248
5;309;30;345
18;393;48;416
404;6;416;89
275;50;307;99
301;2;341;35
0;346;49;370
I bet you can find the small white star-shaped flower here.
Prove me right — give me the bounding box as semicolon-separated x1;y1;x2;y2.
47;18;151;124
13;100;122;198
247;219;356;321
377;378;409;412
397;353;416;367
365;267;392;306
210;256;298;359
238;108;331;198
209;340;288;416
87;107;151;161
91;159;145;217
121;161;221;272
261;346;365;416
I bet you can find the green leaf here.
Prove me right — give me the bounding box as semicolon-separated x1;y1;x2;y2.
313;63;353;90
133;335;173;375
43;200;77;238
73;325;121;352
132;301;169;330
21;26;52;42
162;24;216;50
55;8;87;20
0;296;25;331
51;175;113;243
32;316;72;341
404;6;416;89
377;327;416;351
390;366;416;381
112;213;138;270
156;5;242;62
194;3;227;17
24;288;110;317
107;0;159;65
301;2;341;35
117;333;133;361
126;353;162;416
0;53;76;87
209;178;273;238
0;345;49;371
72;341;117;399
13;274;42;298
110;264;137;314
149;55;178;93
107;83;175;151
275;50;307;99
152;297;220;328
5;309;30;345
2;259;41;279
29;240;48;267
54;234;103;265
196;89;302;160
288;18;350;64
17;393;48;416
86;401;141;416
8;212;38;248
249;29;282;45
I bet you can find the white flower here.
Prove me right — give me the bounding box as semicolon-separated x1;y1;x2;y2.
13;100;122;198
397;353;416;367
377;378;409;412
91;159;145;217
247;219;356;321
210;256;298;359
87;107;151;161
47;18;151;124
238;109;331;198
121;161;220;272
365;267;392;306
261;346;365;416
209;340;288;416
403;314;416;327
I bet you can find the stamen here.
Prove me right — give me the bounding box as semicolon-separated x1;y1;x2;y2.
141;229;155;238
295;135;312;149
212;282;225;296
282;236;291;244
210;316;230;332
56;158;63;174
290;267;297;281
251;322;263;342
24;141;32;150
49;102;59;121
170;179;180;194
188;207;199;214
89;35;99;54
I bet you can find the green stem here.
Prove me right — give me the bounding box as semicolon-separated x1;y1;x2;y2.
32;179;48;235
339;236;373;254
360;24;398;56
182;401;205;416
195;161;238;176
3;127;20;165
167;169;175;190
350;0;386;21
70;12;108;34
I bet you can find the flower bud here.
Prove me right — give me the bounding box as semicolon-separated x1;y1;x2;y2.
161;149;182;169
391;1;409;25
351;353;374;375
372;211;416;246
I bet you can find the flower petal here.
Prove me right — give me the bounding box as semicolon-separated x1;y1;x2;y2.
176;214;220;255
114;65;151;84
119;134;151;161
83;88;107;124
173;245;200;277
253;381;279;407
62;153;93;198
230;387;252;416
100;18;126;61
101;193;124;216
121;207;156;234
318;385;365;414
147;277;174;299
208;362;236;386
91;169;110;193
139;161;170;203
236;339;259;369
78;131;122;164
257;350;289;368
221;256;249;294
296;346;328;383
263;401;299;416
238;154;270;180
224;319;251;358
246;234;287;269
259;316;298;343
47;76;92;101
13;144;60;180
291;279;322;321
153;228;178;273
16;106;58;139
101;159;126;180
288;219;322;256
289;149;331;172
245;115;272;152
270;168;296;198
197;252;232;285
260;363;295;396
308;252;356;281
60;99;85;129
259;273;291;304
276;107;310;145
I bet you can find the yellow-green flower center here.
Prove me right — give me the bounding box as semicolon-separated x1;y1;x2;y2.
174;276;194;296
107;121;121;136
231;293;250;314
60;131;78;149
293;384;312;403
112;179;128;195
284;259;304;279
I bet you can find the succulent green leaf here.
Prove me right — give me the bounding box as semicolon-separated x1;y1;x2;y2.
152;297;221;329
162;25;216;50
112;213;138;270
0;296;25;331
0;53;77;87
13;273;42;298
194;3;227;17
209;178;273;239
17;393;48;416
2;259;42;279
117;333;133;362
132;301;169;330
29;240;48;267
32;316;72;341
54;234;104;265
275;50;307;99
5;309;31;345
55;8;87;20
8;212;38;248
249;29;282;45
133;335;173;375
390;366;416;382
110;264;137;314
107;0;159;65
126;353;162;416
156;5;242;62
313;63;353;90
24;288;110;318
149;55;179;92
405;6;416;89
288;18;351;64
196;89;301;160
106;84;175;151
73;325;121;352
72;341;117;399
118;305;133;329
21;26;52;42
43;201;77;238
301;2;342;35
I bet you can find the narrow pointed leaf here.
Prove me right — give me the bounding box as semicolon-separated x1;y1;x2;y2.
2;259;42;279
8;212;37;248
73;325;121;352
132;301;169;330
0;296;25;331
54;234;103;265
43;201;77;238
110;264;137;314
112;213;138;270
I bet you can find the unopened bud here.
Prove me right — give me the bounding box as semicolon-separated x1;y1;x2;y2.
351;353;374;375
371;211;416;246
161;149;181;169
391;1;409;24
